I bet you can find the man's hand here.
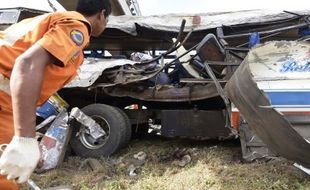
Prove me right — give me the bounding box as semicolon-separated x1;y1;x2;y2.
0;136;40;183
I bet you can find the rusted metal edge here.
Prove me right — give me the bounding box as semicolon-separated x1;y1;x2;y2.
103;83;219;102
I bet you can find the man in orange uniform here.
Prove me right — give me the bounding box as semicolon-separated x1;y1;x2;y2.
0;0;111;189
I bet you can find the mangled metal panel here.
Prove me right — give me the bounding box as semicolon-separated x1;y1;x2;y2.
102;83;219;102
106;10;310;36
65;58;138;88
226;41;310;168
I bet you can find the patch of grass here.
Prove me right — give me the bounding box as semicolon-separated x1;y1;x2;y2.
21;136;310;190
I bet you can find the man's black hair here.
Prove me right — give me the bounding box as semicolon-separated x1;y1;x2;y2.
76;0;112;17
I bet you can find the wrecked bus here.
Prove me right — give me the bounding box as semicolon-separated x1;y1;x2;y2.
1;1;310;171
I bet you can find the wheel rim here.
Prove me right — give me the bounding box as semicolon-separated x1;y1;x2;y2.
78;115;110;150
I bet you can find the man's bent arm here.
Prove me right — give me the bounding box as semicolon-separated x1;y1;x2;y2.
10;43;56;137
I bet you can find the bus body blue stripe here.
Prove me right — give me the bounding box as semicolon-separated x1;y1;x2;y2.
265;91;310;107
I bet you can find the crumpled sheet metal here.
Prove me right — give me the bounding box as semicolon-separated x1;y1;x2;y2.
225;42;310;168
65;58;137;88
107;10;310;35
104;83;219;102
70;107;106;140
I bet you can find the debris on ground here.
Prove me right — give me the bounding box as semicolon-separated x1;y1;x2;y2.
21;138;310;190
178;155;192;167
158;148;198;162
79;158;103;171
127;164;138;177
27;179;73;190
86;158;103;172
157;147;199;168
134;151;147;161
44;185;73;190
111;156;124;166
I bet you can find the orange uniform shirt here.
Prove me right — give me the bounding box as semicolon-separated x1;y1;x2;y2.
0;11;90;107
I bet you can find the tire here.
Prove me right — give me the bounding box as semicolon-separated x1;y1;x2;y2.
70;104;130;158
115;108;132;147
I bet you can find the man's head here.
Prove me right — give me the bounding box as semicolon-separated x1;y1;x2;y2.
76;0;112;37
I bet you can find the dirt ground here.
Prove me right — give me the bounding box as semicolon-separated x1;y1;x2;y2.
22;135;310;190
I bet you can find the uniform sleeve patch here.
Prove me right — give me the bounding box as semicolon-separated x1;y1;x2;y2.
70;30;84;46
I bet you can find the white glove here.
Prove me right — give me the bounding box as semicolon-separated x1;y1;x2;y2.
0;136;40;183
